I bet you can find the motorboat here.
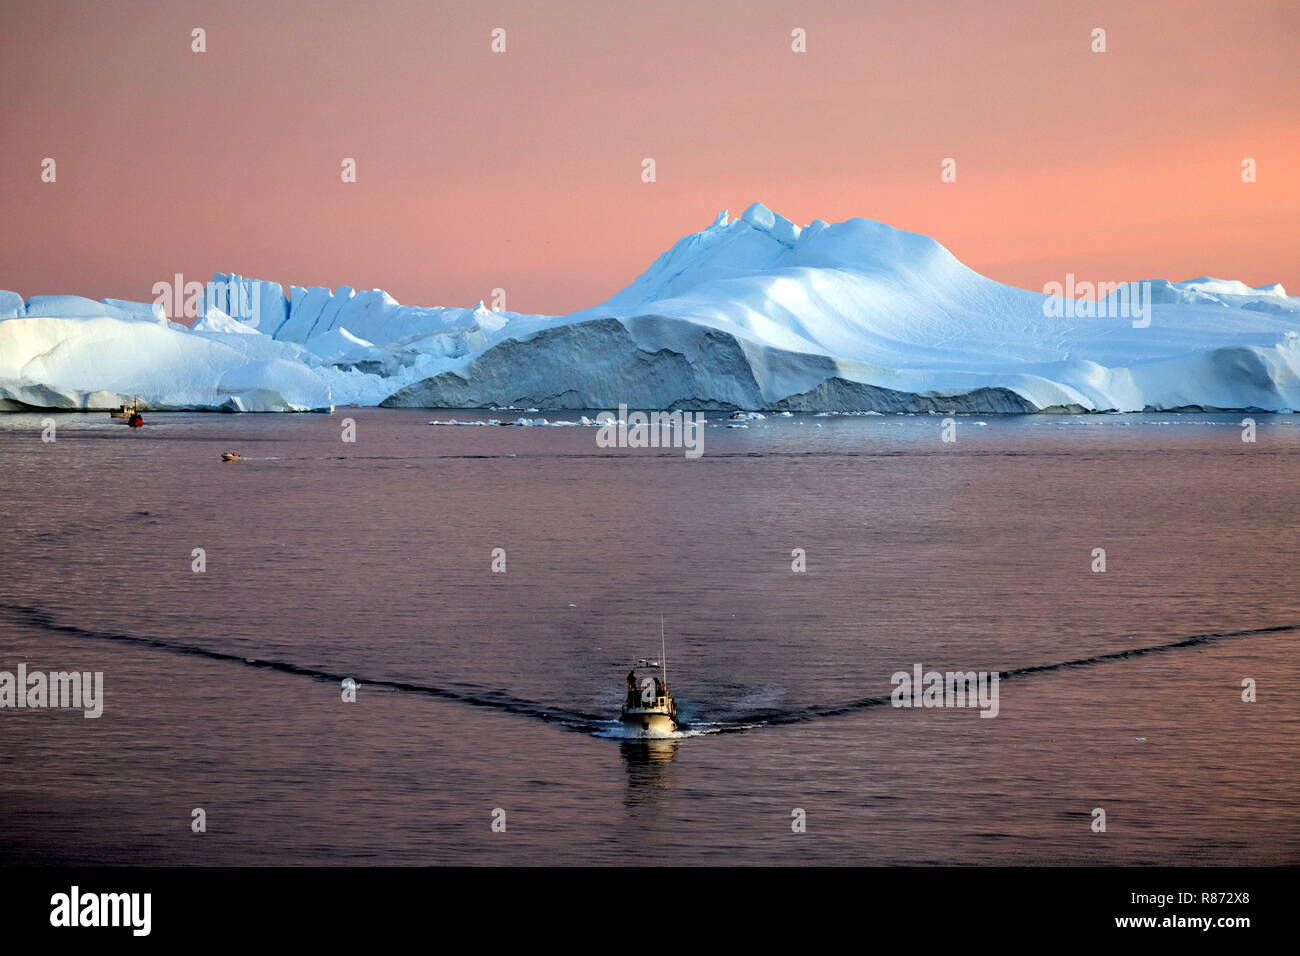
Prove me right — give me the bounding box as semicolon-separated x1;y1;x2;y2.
619;620;679;737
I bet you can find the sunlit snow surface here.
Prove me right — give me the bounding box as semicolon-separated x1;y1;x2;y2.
3;203;1297;412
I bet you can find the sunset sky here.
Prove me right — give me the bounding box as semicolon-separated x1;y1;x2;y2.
2;0;1296;315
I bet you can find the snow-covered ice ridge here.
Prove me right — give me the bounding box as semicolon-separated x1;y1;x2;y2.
3;202;1297;413
0;279;529;412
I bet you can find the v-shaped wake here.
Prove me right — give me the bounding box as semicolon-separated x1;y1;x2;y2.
2;602;1291;737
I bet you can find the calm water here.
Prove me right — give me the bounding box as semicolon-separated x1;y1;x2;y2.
0;408;1297;865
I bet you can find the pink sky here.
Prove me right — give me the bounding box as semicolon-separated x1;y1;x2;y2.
2;0;1296;315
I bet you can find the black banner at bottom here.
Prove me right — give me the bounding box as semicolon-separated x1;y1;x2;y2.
0;865;1283;942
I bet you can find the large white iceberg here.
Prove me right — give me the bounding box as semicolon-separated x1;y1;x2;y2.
0;312;333;412
3;203;1298;413
383;203;1300;412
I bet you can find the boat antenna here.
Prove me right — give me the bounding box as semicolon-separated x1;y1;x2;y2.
660;614;667;691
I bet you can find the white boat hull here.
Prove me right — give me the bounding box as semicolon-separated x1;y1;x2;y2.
619;710;679;738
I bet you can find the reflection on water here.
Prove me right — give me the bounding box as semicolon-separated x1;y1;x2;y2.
620;738;679;806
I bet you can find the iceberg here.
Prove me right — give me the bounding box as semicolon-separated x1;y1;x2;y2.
382;203;1300;413
4;202;1298;413
0;313;333;412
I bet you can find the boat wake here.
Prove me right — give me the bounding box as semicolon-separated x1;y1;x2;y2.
1;601;1293;739
0;602;606;731
708;622;1299;729
590;719;756;740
